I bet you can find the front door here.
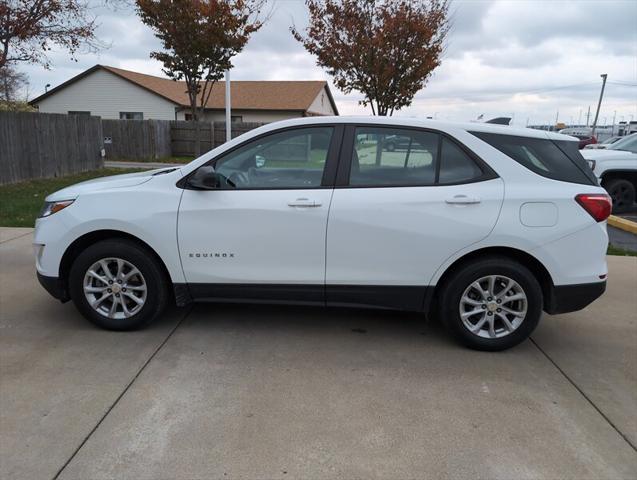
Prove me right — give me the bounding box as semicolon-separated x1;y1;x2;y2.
178;125;341;301
325;125;504;310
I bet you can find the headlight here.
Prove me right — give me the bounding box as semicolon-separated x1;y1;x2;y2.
586;159;596;171
39;200;75;218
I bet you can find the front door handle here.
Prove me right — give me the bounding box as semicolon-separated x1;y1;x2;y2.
445;195;481;205
288;198;322;208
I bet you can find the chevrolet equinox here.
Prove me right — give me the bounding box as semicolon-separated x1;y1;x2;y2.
34;117;610;350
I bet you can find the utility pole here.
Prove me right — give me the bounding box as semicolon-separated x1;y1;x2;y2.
591;73;607;137
612;110;617;135
555;109;559;126
225;70;231;143
578;109;582;125
586;106;591;126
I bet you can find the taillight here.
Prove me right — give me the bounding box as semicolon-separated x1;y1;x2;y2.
575;193;612;222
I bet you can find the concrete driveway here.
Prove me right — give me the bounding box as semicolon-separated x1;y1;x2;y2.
1;228;636;479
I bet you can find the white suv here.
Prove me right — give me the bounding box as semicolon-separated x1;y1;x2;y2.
34;117;610;351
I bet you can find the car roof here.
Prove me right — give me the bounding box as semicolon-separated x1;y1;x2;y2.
265;115;574;141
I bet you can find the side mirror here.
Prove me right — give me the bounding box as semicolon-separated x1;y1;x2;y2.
187;166;221;190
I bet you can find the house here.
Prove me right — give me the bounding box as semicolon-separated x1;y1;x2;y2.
29;64;339;122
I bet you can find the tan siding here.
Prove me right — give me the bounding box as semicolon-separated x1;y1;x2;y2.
176;109;304;123
307;87;336;116
34;69;177;120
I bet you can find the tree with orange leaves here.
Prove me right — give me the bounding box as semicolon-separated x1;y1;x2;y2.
292;0;449;116
136;0;265;155
0;0;100;69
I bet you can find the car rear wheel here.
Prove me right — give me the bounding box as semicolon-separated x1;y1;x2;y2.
69;239;168;330
439;256;543;351
604;178;635;214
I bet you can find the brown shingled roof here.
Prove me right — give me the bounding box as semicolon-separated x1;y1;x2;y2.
31;64;338;114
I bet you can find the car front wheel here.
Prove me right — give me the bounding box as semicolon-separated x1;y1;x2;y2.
69;239;168;330
439;256;543;351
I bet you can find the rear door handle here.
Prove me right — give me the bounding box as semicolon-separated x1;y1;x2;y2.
288;198;321;208
445;195;481;205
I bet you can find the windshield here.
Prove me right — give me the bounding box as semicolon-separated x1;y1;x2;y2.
608;134;637;153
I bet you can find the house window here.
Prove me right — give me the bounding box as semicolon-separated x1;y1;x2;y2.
119;112;143;120
68;111;90;116
231;115;243;123
184;113;198;121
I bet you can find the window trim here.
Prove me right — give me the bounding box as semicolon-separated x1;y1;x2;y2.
335;124;498;188
119;111;144;120
177;124;345;191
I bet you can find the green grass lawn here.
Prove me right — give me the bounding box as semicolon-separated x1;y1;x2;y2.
606;244;637;257
0;168;143;227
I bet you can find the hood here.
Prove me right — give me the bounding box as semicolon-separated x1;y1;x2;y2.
580;149;635;160
46;167;180;201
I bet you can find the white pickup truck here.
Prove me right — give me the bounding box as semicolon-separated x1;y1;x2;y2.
582;134;637;213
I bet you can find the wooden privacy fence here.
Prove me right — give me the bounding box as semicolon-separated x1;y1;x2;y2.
171;121;265;157
0;112;104;185
0;113;268;184
103;120;266;159
102;119;171;160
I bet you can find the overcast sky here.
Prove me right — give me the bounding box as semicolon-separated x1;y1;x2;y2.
20;0;637;126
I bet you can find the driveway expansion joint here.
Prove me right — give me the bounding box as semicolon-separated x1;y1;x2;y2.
0;231;33;244
52;306;193;480
530;337;637;453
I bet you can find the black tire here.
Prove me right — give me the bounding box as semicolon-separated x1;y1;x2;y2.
604;178;635;214
69;239;168;330
439;256;543;351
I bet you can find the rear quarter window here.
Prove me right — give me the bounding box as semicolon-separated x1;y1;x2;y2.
470;131;597;186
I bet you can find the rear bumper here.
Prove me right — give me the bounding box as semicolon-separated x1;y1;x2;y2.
37;272;69;303
545;281;606;315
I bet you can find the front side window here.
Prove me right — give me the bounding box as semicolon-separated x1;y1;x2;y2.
350;127;439;186
214;127;334;189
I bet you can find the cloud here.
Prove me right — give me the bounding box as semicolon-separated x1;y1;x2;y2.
17;0;637;125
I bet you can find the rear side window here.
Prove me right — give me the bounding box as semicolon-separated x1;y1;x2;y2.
350;127;439;186
470;131;596;185
348;127;489;187
439;138;484;184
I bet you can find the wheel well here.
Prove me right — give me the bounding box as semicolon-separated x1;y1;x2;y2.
601;171;637;188
59;230;173;301
429;246;554;314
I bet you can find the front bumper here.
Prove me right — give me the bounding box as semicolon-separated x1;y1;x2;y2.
37;272;70;303
545;281;606;315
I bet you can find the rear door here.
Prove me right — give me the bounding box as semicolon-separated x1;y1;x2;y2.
325;125;504;310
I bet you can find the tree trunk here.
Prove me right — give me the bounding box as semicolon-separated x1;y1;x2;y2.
189;97;200;158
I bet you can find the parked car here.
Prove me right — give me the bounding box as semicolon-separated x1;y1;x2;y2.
574;135;597;149
582;133;637;213
34;118;610;351
584;135;623;149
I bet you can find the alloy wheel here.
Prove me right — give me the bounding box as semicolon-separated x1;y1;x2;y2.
459;275;528;339
83;257;147;319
